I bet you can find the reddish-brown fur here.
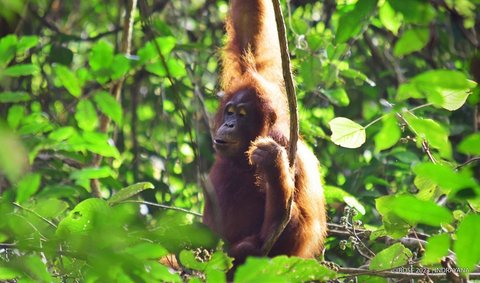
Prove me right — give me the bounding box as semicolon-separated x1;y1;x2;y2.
203;0;326;264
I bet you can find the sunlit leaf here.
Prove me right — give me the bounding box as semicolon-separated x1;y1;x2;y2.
0;34;17;67
458;133;480;155
56;198;110;236
3;64;39;77
89;40;114;71
108;182;155;205
393;28;429;57
324;185;365;215
329;117;366;148
379;1;402;35
324;88;350;106
369;243;412;270
17;36;39;53
336;0;377;43
93;91;123;125
15;173;41;203
75;99;98;131
454;214;480;272
422;234;450;265
374;114;401;152
0;91;31;103
377;195;453;227
53;64;82;97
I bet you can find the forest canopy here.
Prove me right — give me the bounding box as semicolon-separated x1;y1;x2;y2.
0;0;479;282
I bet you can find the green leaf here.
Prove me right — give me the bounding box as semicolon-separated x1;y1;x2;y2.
0;266;20;280
379;1;402;35
374;114;401;152
403;114;452;159
111;54;130;80
7;105;24;129
53;64;82;97
329;117;366;148
0;126;28;182
393;28;430;57
123;243;168;259
0;34;17;67
75;99;98;131
56;198;110;237
48;126;76;141
369;243;412;270
138;36;176;63
3;64;39;77
324;88;350;106
20;255;53;282
70;166;115;181
422;234;450;265
15;173;41;203
324;185;365;215
17;35;39;53
93;91;123;125
437;89;472;111
234;256;336;283
388;0;436;25
413;163;478;198
458;133;480;155
377;195;453;227
336;0;378;43
0;91;31;103
82;132;120;158
108;182;155;205
412;70;475;90
48;45;74;65
89;40;114;71
454;214;480;272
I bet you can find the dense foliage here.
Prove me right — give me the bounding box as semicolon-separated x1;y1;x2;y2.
0;0;479;282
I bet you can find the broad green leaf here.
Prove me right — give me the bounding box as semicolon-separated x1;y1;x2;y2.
324;185;365;215
379;1;402;35
0;91;31;103
123;243;168;259
75;99;98;131
70;166;115;181
374;114;401;152
388;0;435;25
458;133;480;155
93;91;123;125
89;40;114;71
0;34;17;67
82;131;120;158
369;243;412;270
3;64;39;77
412;70;475;90
454;214;480;271
377;195;452;227
414;175;438;201
422;234;450;265
329;117;366;148
138;36;176;63
376;196;413;238
437;88;472;111
336;0;378;43
7;105;24;129
0;126;28;182
17;35;39;53
339;68;376;86
234;256;336;283
56;198;110;237
53;64;82;97
111;54;130;80
146;58;187;78
324;88;350;106
31;198;69;220
48;126;76;141
403;114;452;159
108;182;154;205
16;173;41;203
0;266;20;280
393;28;429;57
413;163;478;199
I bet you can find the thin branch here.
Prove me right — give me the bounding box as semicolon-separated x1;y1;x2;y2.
120;200;202;217
90;0;138;197
456;157;480;170
261;0;298;257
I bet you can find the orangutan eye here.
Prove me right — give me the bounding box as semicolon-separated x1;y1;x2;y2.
226;105;235;115
238;107;247;117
